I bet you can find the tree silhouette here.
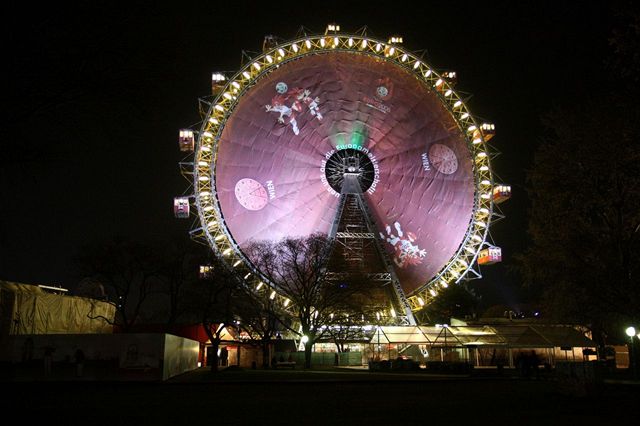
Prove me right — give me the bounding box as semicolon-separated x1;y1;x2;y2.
518;97;640;344
76;239;162;331
245;234;375;368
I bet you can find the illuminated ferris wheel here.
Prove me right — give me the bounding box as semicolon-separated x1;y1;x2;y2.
175;25;510;324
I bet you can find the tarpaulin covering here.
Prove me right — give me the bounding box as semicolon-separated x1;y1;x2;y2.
216;53;474;294
0;281;114;335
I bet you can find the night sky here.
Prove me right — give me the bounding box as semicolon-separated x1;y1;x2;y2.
1;1;616;309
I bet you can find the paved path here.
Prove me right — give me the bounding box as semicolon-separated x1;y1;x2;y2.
3;367;637;425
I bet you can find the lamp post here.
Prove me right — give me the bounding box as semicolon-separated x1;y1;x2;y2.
626;326;637;380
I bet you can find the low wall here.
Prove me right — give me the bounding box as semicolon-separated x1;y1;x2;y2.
0;333;199;381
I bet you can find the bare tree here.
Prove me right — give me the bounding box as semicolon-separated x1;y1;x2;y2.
183;256;243;372
246;234;375;368
157;239;206;330
518;97;640;345
324;310;377;361
234;286;281;368
76;239;162;331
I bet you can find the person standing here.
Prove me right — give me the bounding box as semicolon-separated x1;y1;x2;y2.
43;346;54;377
74;348;85;377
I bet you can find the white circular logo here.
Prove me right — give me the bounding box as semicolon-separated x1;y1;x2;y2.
376;86;389;98
276;82;288;94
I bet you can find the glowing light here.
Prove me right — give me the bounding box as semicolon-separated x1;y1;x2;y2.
208;117;219;125
284;299;290;307
453;100;462;108
435;79;443;87
625;326;636;337
362;39;368;48
481;180;491;186
388;47;395;56
375;43;382;52
214;104;224;112
424;69;432;77
401;53;408;62
242;71;251;79
458;258;468;267
445;89;452;96
417;297;425;306
475;220;487;228
479;165;489;171
473;137;482;144
414;60;421;69
215;234;225;241
278;48;285;57
441;281;449;288
473;234;483;242
207;220;216;227
478;207;490;214
464;246;476;254
468;125;477;132
200;145;211;152
223;92;232;100
233;260;241;267
256;282;264;290
301;335;309;343
390;308;396;318
477;152;487;159
481;193;491;199
222;248;232;256
348;38;353;47
320;38;326;47
270;290;276;300
203;205;214;211
253;62;261;71
265;55;273;63
198;176;209;181
429;289;437;296
244;273;251;279
333;37;339;47
202;131;213;138
306;39;312;49
198;161;208;167
200;191;210;196
460;112;469;119
292;43;299;52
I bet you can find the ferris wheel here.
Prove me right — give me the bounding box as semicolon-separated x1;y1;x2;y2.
175;25;510;324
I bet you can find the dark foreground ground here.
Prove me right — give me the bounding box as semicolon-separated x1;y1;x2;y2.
2;367;638;425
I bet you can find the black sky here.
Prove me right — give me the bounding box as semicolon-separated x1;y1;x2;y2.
1;0;616;309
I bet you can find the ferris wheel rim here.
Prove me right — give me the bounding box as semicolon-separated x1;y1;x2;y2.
192;32;495;311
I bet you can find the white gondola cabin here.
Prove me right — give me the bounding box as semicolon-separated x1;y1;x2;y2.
480;123;496;141
211;72;226;95
199;265;213;279
178;129;194;152
173;197;190;218
492;185;511;204
478;247;502;265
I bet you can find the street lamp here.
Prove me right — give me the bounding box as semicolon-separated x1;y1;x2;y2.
626;326;637;379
